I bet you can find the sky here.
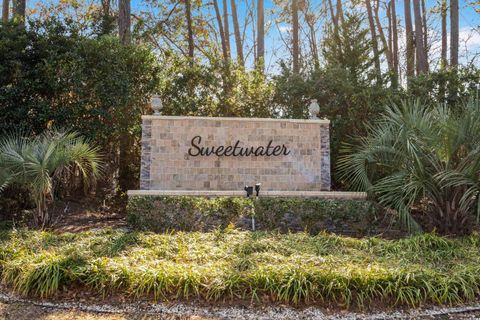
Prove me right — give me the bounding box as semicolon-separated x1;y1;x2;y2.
32;0;480;71
130;0;479;71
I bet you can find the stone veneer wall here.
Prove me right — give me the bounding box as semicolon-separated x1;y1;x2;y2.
140;116;331;191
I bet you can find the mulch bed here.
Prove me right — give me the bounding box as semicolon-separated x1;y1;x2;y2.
50;196;128;233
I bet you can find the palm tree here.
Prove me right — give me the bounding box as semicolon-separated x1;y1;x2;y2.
339;99;480;235
0;130;102;228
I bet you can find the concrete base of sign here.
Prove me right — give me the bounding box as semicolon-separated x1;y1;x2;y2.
127;190;367;200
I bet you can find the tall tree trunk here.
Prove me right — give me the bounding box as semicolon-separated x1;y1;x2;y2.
185;0;195;101
441;0;447;68
421;0;428;61
230;0;244;66
391;0;399;76
327;0;341;54
292;0;300;74
308;24;319;70
404;0;415;78
99;0;115;35
365;0;382;82
250;1;257;62
413;0;428;73
439;0;448;98
2;0;9;23
374;0;393;72
213;0;231;115
256;0;264;70
118;0;133;192
222;0;231;59
328;0;338;29
336;0;344;25
450;0;459;66
305;8;319;70
13;0;25;22
387;0;399;87
118;0;131;45
387;1;393;58
213;0;228;63
186;0;194;63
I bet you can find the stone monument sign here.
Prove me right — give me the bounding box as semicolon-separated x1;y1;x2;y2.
139;116;331;191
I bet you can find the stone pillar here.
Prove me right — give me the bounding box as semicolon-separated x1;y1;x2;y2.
140;119;152;189
320;123;331;190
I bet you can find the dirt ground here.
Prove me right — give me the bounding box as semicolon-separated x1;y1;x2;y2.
0;301;211;320
2;300;480;320
49;195;128;233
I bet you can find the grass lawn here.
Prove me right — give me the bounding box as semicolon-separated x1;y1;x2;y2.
0;228;480;308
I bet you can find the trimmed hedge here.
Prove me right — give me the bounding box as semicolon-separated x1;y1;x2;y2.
127;196;386;235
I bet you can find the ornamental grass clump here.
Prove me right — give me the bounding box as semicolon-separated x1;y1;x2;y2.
1;229;480;307
339;98;480;234
0;130;102;228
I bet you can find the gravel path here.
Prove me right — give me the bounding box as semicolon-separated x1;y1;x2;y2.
1;291;480;320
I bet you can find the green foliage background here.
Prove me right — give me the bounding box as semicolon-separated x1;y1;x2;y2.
0;14;479;191
0;20;159;188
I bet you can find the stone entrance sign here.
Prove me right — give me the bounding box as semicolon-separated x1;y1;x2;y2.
140;116;331;191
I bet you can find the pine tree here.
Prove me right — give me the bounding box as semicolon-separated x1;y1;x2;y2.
323;13;378;84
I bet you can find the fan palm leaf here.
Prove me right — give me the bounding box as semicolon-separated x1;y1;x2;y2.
0;129;102;228
340;98;480;234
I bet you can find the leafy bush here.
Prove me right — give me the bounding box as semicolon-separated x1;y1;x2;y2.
1;228;480;307
158;54;274;117
0;19;159;187
127;196;382;235
406;67;480;108
339;98;480;234
0;185;32;223
0;130;102;228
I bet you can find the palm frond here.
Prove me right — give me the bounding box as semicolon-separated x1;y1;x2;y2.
0;129;103;228
339;97;480;234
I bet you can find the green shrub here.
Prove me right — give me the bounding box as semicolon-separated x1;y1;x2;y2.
406;67;480;108
158;54;274;118
0;19;159;188
127;196;381;235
